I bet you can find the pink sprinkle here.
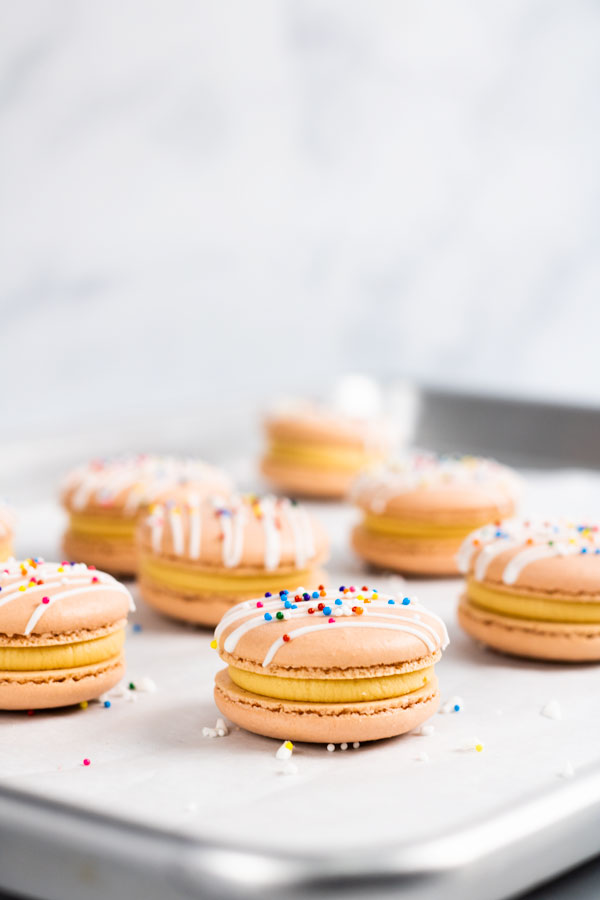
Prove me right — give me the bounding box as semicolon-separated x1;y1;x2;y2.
91;577;99;584
349;586;355;592
88;565;96;570
83;758;91;766
256;601;263;608
42;596;50;604
328;617;335;623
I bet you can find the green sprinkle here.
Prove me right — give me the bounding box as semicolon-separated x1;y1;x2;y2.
276;611;284;620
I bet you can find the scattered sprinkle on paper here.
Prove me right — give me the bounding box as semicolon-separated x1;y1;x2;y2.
459;737;484;752
202;718;229;739
275;740;294;761
415;724;435;736
326;743;335;752
440;696;464;714
541;700;562;720
136;677;157;693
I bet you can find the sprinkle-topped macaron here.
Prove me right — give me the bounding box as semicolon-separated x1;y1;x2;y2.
457;520;600;661
61;455;232;576
352;452;520;575
260;394;395;499
0;558;134;709
137;494;329;627
212;585;448;742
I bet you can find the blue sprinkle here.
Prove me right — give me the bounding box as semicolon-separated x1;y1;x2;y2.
388;599;395;605
103;701;111;709
284;600;292;608
454;704;460;712
312;591;319;599
264;592;272;598
291;604;298;609
581;547;588;554
339;585;345;591
335;598;342;606
132;623;142;633
495;530;502;537
323;606;332;615
402;597;411;605
279;589;288;596
303;592;310;600
596;549;600;555
264;613;273;621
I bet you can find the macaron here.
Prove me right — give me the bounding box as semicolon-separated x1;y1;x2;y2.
212;584;448;743
352;453;520;575
137;494;329;626
0;558;134;710
61;455;232;576
457;520;600;662
261;403;393;499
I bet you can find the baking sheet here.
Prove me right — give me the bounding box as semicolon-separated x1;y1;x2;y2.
2;468;600;864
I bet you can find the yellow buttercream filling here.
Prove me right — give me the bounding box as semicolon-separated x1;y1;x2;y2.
141;557;316;595
228;664;434;702
69;512;135;541
267;440;376;471
364;514;481;540
467;579;600;624
0;629;125;671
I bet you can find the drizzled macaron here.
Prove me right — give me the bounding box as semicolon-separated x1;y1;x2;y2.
213;584;448;743
0;558;133;710
261;401;393;499
137;494;329;626
457;520;600;661
352;453;520;575
61;455;232;576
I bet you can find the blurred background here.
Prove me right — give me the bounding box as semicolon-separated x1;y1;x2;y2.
1;0;599;459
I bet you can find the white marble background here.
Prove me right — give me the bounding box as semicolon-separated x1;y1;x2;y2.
1;0;600;445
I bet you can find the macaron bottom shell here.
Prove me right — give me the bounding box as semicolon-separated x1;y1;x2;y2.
139;568;327;627
352;524;461;576
214;668;439;743
0;653;125;710
62;530;138;577
260;456;359;499
458;596;600;662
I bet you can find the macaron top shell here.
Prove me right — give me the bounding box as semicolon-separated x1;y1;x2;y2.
0;504;15;539
0;559;134;638
138;494;329;571
458;520;600;596
354;453;520;517
61;455;232;516
214;586;449;676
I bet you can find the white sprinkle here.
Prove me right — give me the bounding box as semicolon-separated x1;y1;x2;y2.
202;727;217;738
277;760;299;776
541;699;562;720
459;737;484;752
440;695;464;714
326;743;335;752
136;677;157;693
215;718;229;737
559;761;575;779
352;742;360;749
414;751;429;762
415;724;435;736
275;740;294;761
340;742;348;751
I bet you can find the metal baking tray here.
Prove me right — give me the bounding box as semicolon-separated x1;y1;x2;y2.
2;389;600;900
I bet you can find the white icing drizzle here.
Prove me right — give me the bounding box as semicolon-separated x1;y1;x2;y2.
502;544;570;585
218;501;247;568
260;496;282;571
188;496;202;560
169;509;185;556
215;586;448;668
151;513;165;554
474;538;522;581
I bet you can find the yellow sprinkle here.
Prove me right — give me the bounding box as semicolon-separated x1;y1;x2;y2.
475;744;483;752
284;741;293;750
210;639;217;649
58;567;64;572
18;586;26;592
357;594;364;600
79;701;88;709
